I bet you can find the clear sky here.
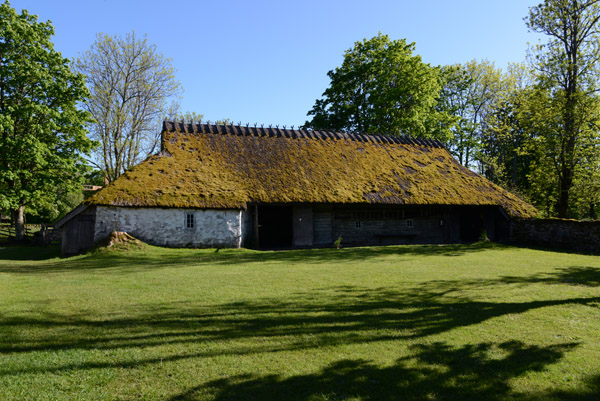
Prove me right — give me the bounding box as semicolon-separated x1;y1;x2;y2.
12;0;543;128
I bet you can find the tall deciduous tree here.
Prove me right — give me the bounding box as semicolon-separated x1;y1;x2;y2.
520;85;600;217
76;32;181;182
304;33;450;139
440;60;503;168
526;0;600;218
0;1;93;240
479;64;534;189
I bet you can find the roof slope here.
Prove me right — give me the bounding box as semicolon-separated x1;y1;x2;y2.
86;122;537;218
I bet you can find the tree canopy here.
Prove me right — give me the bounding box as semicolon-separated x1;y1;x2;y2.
0;1;93;240
304;33;450;140
526;0;600;218
76;32;181;182
440;60;503;168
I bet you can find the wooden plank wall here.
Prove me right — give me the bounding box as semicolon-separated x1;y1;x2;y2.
292;206;313;247
313;207;333;246
61;207;96;256
332;207;445;247
310;205;500;247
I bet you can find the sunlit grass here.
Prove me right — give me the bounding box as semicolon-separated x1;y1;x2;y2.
0;242;599;400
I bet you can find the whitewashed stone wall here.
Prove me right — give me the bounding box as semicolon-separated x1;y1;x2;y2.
94;206;243;248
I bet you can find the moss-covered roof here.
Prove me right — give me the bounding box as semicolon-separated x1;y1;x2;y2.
86;122;537;218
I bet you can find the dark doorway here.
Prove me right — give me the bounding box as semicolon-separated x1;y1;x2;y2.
258;205;293;249
459;208;483;242
493;208;510;242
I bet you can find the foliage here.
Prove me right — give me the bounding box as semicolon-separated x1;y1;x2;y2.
439;60;503;168
174;111;204;124
1;243;600;400
517;83;600;218
0;1;93;239
84;169;106;187
570;140;600;218
27;182;84;223
479;65;534;190
304;33;450;140
333;235;343;249
526;0;600;218
173;111;233;126
76;31;181;182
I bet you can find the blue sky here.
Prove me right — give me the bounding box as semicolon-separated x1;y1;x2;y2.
13;0;542;127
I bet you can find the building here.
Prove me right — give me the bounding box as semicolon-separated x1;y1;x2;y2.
56;121;536;255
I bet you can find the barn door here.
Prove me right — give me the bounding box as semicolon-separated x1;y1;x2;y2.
293;206;313;247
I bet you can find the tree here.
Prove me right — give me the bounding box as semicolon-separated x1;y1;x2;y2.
76;32;181;182
0;1;93;240
304;33;449;139
440;60;503;168
479;64;534;189
526;0;600;217
175;111;204;124
28;180;84;223
571;136;600;218
519;85;600;217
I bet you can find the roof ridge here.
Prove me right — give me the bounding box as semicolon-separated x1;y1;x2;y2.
162;121;446;148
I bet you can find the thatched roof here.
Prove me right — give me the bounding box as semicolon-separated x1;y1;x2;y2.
86;121;537;218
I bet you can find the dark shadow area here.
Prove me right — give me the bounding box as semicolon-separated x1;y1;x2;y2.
0;241;499;273
170;341;592;401
0;244;61;261
460;208;484;242
497;266;600;287
258;205;293;249
412;266;600;294
508;242;600;256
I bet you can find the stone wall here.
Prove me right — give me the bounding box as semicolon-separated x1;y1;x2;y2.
94;206;243;248
510;218;600;253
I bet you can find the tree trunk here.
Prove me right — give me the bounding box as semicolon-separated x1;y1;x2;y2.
512;149;518;186
557;160;574;218
558;96;576;218
557;181;570;218
12;205;25;241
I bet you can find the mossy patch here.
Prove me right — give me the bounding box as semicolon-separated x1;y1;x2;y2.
86;130;537;218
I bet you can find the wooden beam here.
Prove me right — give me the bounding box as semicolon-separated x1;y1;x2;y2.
253;204;260;249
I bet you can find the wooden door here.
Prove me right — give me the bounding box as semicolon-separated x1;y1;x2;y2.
293;206;313;247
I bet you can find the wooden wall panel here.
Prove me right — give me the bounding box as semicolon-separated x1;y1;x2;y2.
293;206;313;247
313;209;333;246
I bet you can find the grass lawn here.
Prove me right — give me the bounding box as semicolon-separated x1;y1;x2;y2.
0;242;599;400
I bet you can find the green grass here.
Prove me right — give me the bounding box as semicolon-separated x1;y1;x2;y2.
0;242;599;400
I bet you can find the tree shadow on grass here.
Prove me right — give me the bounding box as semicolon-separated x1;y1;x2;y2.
497;266;600;287
510;243;600;257
171;341;589;401
0;244;61;261
1;282;598;379
400;265;600;298
0;241;498;273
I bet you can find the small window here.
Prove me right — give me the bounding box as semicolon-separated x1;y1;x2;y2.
406;219;414;228
355;221;363;229
185;212;195;229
